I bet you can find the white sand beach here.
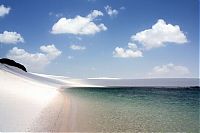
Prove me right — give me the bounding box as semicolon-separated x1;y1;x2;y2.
0;63;199;131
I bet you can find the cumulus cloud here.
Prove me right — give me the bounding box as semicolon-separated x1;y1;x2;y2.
87;10;103;19
113;42;142;58
113;46;143;58
112;19;187;59
148;63;190;78
0;31;24;44
70;44;86;50
40;45;62;59
7;44;61;71
105;5;118;17
0;5;10;17
131;19;188;49
51;10;107;35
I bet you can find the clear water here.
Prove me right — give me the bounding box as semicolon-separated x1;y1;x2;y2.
64;87;200;132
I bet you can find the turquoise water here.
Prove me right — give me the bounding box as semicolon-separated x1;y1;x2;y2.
65;87;199;132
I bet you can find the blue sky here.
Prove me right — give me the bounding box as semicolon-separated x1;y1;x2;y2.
0;0;199;78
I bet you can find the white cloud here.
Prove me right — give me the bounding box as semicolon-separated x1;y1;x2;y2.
132;19;188;49
0;31;24;44
113;47;143;58
148;63;190;78
51;10;107;35
87;10;103;19
7;44;61;71
70;44;86;50
105;5;118;17
40;44;62;59
113;42;142;58
112;19;187;59
0;5;10;17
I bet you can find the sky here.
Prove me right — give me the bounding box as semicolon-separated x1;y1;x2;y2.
0;0;199;78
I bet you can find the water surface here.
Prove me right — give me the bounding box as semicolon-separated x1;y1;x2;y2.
65;87;199;132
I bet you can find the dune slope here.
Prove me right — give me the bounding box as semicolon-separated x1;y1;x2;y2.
0;64;68;131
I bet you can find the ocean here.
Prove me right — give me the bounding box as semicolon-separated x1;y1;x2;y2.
64;87;199;132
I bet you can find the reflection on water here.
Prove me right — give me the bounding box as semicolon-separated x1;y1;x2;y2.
65;87;199;132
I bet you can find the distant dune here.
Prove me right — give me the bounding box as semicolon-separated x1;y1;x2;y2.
84;78;199;87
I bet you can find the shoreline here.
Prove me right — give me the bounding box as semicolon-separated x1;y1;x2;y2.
28;91;70;132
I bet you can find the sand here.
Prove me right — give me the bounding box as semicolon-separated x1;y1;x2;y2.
29;92;70;132
0;64;70;131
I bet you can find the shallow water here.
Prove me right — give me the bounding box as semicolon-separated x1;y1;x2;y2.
64;87;199;132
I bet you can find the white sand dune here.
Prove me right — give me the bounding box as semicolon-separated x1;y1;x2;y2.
0;63;102;131
0;64;60;131
0;64;82;131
